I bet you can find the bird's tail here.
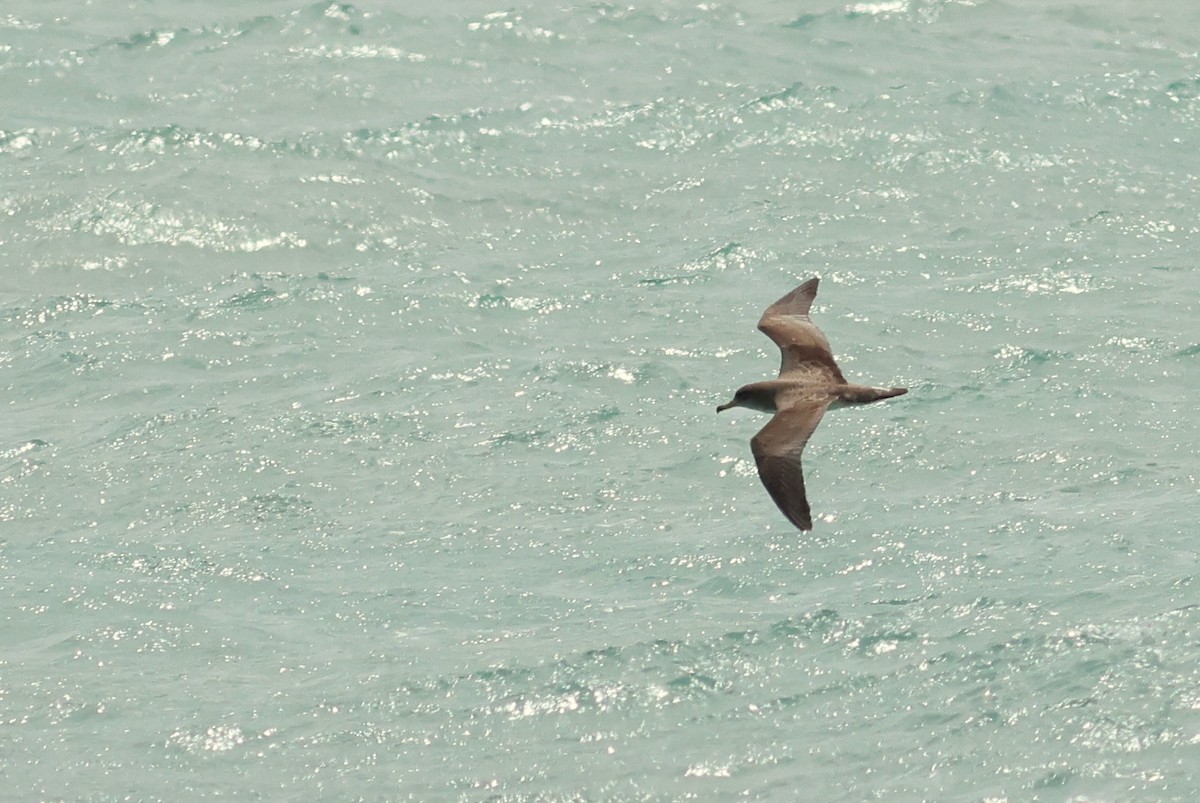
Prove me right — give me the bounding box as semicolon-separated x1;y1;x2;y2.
840;385;908;404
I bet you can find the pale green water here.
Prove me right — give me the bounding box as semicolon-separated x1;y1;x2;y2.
3;1;1199;800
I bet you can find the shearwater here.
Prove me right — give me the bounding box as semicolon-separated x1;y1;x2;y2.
717;278;907;530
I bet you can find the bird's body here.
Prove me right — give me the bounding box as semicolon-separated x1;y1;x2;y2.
717;278;907;530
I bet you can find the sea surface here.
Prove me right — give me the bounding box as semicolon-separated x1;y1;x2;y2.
3;0;1199;800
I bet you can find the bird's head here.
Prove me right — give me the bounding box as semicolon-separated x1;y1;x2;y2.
717;383;777;414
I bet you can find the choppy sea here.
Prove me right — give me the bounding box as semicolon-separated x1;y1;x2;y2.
3;0;1199;800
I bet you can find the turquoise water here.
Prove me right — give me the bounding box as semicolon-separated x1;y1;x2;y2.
4;0;1199;799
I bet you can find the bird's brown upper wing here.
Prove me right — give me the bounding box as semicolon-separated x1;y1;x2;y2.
756;277;845;383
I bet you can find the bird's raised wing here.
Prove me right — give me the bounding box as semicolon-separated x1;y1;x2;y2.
749;400;830;530
757;278;845;382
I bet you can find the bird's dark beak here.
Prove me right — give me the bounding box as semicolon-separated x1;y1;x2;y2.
717;401;733;413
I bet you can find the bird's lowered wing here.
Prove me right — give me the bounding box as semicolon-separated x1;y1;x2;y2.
750;400;830;530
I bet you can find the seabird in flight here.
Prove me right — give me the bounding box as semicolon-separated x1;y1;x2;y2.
717;278;907;530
